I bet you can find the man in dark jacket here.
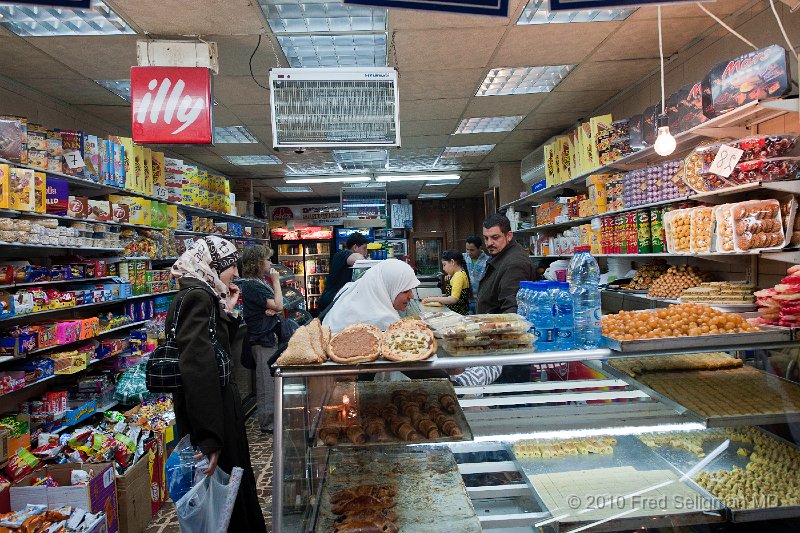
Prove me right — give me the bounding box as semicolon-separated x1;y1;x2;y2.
477;213;534;314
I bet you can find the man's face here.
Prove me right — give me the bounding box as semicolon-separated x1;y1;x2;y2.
353;243;368;257
465;243;481;260
483;226;513;256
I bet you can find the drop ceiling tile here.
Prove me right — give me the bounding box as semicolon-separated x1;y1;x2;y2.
555;59;658;92
227;104;272;126
463;94;547;118
394;27;504;72
22;78;128;106
502;129;548;145
399;69;485;101
213;76;270;107
76;105;132;129
0;37;85;80
241;125;273;144
388;1;521;29
400;99;469;120
212;35;283;77
210;143;275;156
400;135;451;149
482;143;531;162
589;17;715;61
401;119;459;137
540;90;619;113
492;23;617;67
518;112;581;131
628;0;753;20
113;0;264;35
26;35;139;79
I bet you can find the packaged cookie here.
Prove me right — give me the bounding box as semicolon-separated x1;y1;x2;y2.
690;206;715;253
730;199;784;252
714;204;735;253
664;208;692;253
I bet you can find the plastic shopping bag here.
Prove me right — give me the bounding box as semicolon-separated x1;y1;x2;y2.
176;465;243;533
165;435;197;503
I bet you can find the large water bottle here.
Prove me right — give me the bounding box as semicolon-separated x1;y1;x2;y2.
530;282;556;351
516;281;530;321
550;281;574;351
568;247;602;349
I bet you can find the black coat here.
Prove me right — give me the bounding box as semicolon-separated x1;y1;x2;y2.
476;241;535;314
167;278;267;533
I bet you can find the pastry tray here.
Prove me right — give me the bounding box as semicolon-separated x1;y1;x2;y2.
602;326;792;353
511;435;726;531
314;446;481;533
637;427;800;523
316;379;473;447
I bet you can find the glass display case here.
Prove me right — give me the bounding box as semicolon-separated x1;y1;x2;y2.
272;338;800;532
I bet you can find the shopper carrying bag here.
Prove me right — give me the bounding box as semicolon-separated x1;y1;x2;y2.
236;245;284;433
166;237;267;533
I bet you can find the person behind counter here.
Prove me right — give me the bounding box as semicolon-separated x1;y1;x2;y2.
477;213;534;314
322;258;419;333
235;245;283;434
464;235;490;314
422;249;471;315
317;232;370;314
168;237;267;533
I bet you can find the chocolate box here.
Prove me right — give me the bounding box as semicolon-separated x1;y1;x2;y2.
702;44;792;118
0;164;9;209
0;118;26;163
642;104;659;147
46;177;69;215
675;81;707;133
67;195;90;219
89;199;112;221
9;168;35;212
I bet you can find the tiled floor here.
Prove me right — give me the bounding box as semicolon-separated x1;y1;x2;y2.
144;416;273;533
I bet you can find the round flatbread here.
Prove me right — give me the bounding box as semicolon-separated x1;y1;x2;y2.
328;323;382;364
424;301;442;307
383;320;437;362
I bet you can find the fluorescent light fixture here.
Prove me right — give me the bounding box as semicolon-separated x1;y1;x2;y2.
95;79;130;101
223;155;282;165
454;116;524;134
260;0;387;34
273;186;312;193
345;182;386;188
214;126;259;144
518;0;635;25
333;150;388;170
476;65;575;96
425;180;460;186
440;145;496;157
285;176;371;183
277;33;387;68
376;174;460;182
0;0;134;36
418;193;448;199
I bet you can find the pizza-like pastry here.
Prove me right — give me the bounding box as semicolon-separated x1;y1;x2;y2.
328;323;382;364
383;320;437;362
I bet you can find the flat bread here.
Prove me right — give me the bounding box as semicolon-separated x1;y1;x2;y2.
328;323;382;364
424;301;442;307
306;318;327;363
275;326;319;366
322;325;332;356
383;320;437;362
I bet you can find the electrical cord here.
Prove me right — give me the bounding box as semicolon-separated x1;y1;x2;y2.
250;34;271;91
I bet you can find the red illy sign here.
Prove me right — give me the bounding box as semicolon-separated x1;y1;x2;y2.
130;66;213;144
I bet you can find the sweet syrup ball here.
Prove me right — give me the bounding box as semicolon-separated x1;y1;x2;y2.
601;303;759;340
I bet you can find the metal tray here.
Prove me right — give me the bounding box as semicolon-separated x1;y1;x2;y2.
316;379;473;447
637;427;800;523
314;446;481;533
510;435;726;532
602;326;792;353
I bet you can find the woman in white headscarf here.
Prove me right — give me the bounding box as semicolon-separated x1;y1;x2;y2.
322;258;420;333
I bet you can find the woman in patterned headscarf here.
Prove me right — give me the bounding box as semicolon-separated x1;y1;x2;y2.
168;237;267;532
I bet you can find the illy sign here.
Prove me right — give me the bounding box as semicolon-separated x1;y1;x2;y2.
130;66;213;144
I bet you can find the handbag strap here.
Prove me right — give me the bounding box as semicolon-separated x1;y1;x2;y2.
168;287;219;342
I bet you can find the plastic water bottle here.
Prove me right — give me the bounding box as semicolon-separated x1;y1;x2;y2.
550;281;574;351
530;282;556;351
516;281;530;321
568;246;602;349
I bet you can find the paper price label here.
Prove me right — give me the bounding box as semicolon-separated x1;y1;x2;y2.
63;150;85;169
708;145;744;178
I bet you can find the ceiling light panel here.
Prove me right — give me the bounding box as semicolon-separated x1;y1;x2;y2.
454;116;525;134
214;126;259;144
274;186;312;192
223;155;282;165
418;193;448;199
285;176;371;183
95;79;130;101
333;150;388;170
518;0;635;25
260;0;386;33
440;145;496;158
377;174;460;182
277;34;387;68
477;65;575;96
0;0;134;36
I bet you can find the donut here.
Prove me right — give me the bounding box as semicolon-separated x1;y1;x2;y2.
738;234;753;250
732;205;748;220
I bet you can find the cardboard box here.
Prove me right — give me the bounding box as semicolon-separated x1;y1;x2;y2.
0;428;9;463
67;196;90;219
10;463;118;533
10;168;35;211
46;177;69;215
33;172;46;213
151;151;165;187
0;164;9;209
116;458;152;533
7;414;30;456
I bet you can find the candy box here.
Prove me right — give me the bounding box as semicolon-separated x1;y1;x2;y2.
8;358;54;384
0;291;12;319
10;463;118;533
56;321;80;344
112;203;130;224
0;164;10;209
88;200;112;221
10;168;35;212
0;118;26;163
35;323;58;349
51;351;89;375
67;196;90;219
675;81;707;133
45;177;69;215
79;317;100;340
12;291;34;315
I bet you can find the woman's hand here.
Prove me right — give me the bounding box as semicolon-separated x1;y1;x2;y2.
265;308;279;316
226;283;241;310
193;449;221;476
269;268;281;283
421;297;436;304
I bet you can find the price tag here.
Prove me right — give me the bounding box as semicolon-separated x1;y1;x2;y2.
708;144;744;178
63;150;85;169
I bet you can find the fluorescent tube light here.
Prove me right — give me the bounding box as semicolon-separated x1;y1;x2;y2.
376;174;460;182
223;155;282;165
454;116;524;134
476;65;575;96
518;0;635;25
214;126;259;144
274;186;312;192
285;176;372;183
440;145;496;157
0;0;134;37
418;193;448;199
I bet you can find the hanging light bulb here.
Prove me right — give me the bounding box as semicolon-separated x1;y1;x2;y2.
654;114;676;156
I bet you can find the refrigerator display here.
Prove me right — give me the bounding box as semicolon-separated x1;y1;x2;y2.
335;227;373;250
272;226;334;315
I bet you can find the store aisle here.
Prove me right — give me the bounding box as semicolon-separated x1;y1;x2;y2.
145;415;274;533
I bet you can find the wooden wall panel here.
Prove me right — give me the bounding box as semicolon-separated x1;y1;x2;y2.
411;198;484;250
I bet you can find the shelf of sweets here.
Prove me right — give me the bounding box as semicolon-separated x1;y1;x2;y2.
0;242;123;253
0;155;266;228
0;276;119;290
0;290;177;325
51;400;120;434
174;229;268;243
500;100;792;211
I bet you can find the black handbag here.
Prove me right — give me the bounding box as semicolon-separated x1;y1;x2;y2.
146;287;232;393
